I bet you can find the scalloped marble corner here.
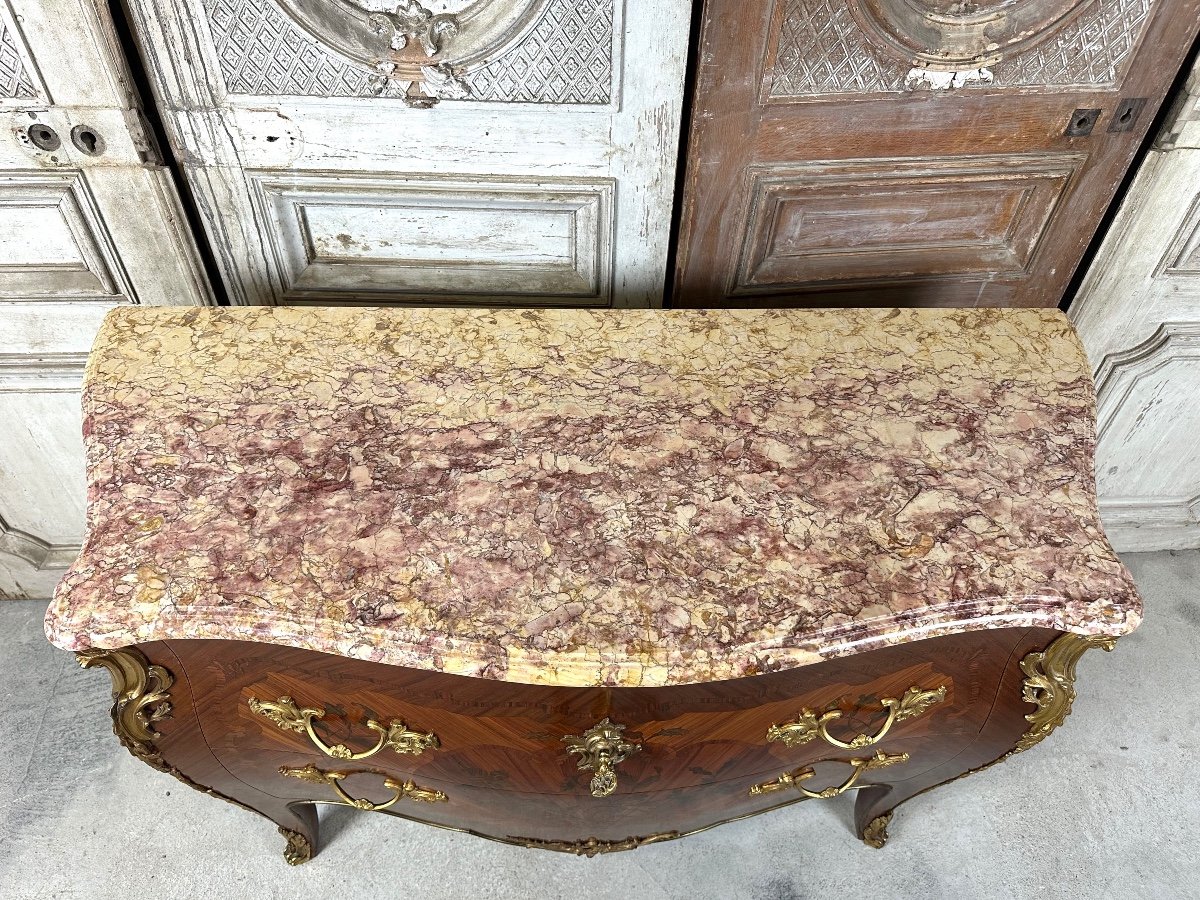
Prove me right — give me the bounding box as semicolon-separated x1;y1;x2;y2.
45;307;1140;687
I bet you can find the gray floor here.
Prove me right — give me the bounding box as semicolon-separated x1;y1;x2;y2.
1;551;1197;900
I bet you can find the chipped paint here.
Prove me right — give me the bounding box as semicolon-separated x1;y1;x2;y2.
905;67;994;90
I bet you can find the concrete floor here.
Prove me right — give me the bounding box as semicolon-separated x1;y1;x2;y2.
1;550;1197;900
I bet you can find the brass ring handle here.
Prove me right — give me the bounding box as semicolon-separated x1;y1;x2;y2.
767;685;946;750
249;695;439;760
563;718;641;798
749;750;909;799
280;764;447;810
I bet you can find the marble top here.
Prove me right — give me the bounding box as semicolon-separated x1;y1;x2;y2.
46;306;1140;687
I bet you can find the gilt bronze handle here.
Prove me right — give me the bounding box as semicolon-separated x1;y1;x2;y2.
767;685;946;751
280;763;447;810
563;718;641;798
749;750;909;799
249;695;439;760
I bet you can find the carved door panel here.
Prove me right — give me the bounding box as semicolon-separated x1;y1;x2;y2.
0;0;211;599
674;0;1200;307
124;0;690;307
1070;56;1200;550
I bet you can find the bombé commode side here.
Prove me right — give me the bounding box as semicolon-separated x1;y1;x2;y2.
48;306;1138;863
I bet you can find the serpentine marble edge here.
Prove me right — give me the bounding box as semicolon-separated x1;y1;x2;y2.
45;306;1140;687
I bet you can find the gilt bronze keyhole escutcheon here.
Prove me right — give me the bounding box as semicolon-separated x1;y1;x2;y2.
563;718;642;798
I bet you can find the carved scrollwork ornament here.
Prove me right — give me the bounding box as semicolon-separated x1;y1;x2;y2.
1015;633;1116;752
367;1;458;56
271;0;548;93
79;648;317;866
514;832;681;857
77;647;175;770
847;0;1096;69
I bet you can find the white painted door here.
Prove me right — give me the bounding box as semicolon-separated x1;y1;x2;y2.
124;0;690;308
1071;55;1200;552
0;0;211;598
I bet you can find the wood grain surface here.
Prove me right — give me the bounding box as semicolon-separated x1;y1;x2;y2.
136;627;1062;856
674;0;1200;308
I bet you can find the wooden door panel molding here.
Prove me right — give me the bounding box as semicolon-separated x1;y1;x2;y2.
0;170;135;300
128;0;685;307
678;0;1200;308
732;154;1080;293
207;0;618;105
1091;323;1200;548
766;0;1156;101
0;304;95;599
0;514;79;569
0;0;213;598
1071;52;1200;550
1155;192;1200;277
249;170;615;304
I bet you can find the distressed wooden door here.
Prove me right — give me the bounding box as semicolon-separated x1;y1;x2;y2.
1071;56;1200;550
123;0;690;308
0;0;211;598
675;0;1200;307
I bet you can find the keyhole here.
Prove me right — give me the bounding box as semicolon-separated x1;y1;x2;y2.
70;124;105;156
1065;108;1101;137
1119;107;1133;124
27;123;60;150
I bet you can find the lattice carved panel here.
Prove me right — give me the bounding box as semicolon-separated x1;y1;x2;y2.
1;14;37;99
205;0;614;103
769;0;1153;98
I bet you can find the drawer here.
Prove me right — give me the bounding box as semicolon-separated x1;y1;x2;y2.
210;741;930;847
170;629;1020;799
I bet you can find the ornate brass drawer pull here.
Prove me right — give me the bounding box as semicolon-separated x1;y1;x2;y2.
563;718;641;798
249;695;439;760
767;685;946;751
749;750;909;800
280;764;447;810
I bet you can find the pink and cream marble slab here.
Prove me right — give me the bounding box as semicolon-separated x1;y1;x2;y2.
45;306;1139;687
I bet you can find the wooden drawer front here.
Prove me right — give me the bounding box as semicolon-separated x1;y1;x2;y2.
168;629;1025;803
203;746;925;847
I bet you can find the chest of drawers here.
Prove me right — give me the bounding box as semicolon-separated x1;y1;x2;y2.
46;306;1137;863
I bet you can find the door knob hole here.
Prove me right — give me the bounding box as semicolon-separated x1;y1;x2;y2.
27;124;60;151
